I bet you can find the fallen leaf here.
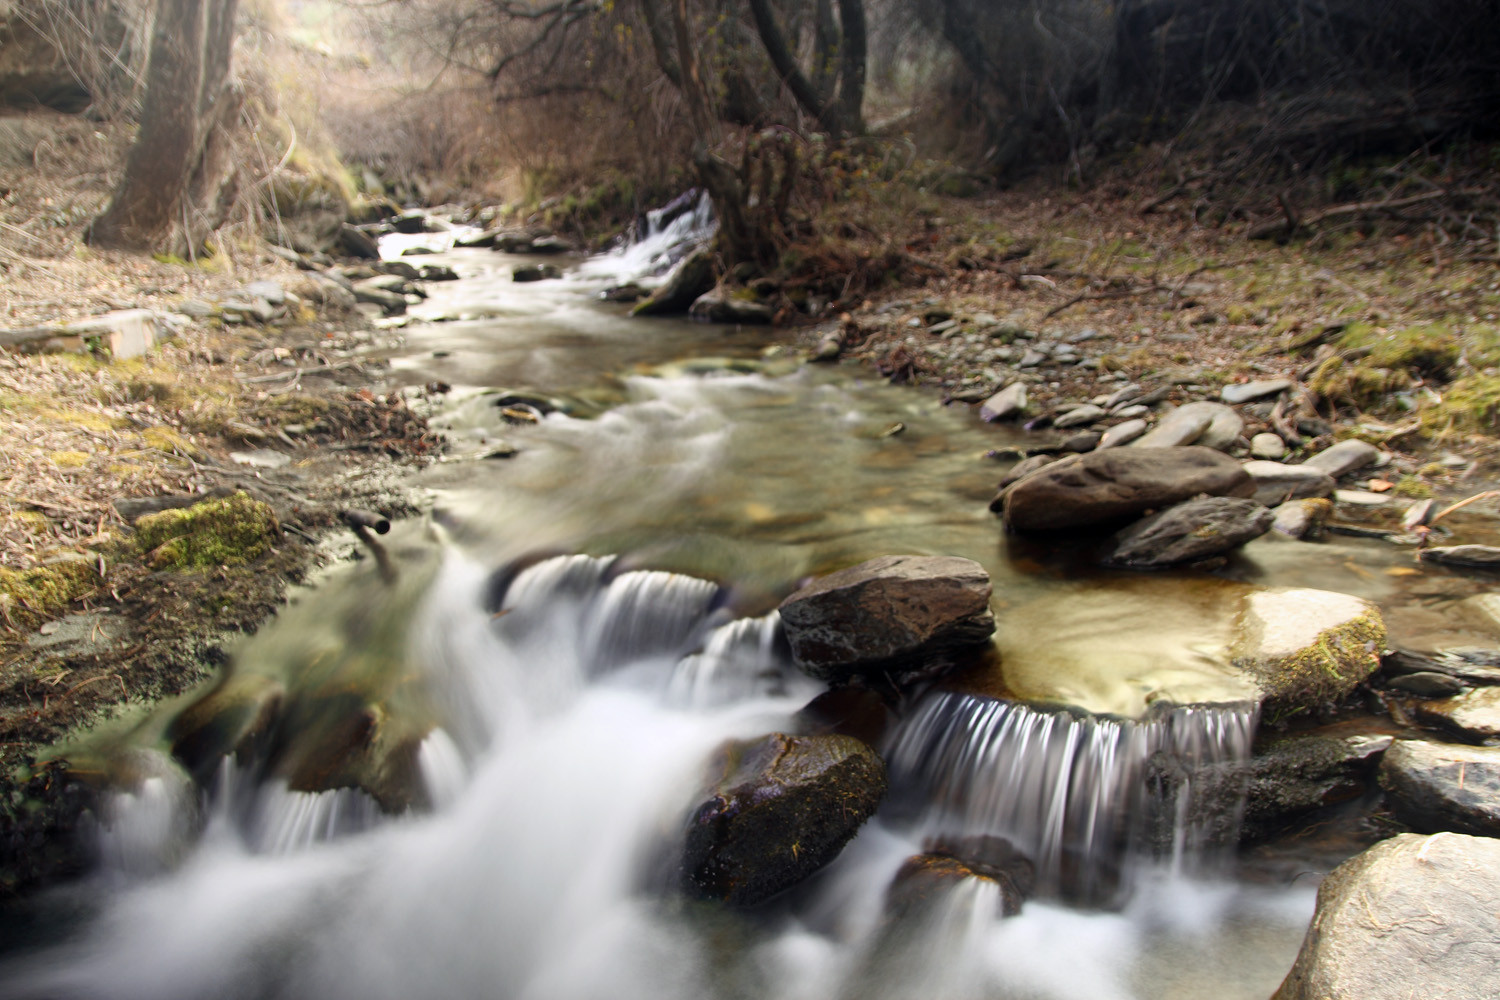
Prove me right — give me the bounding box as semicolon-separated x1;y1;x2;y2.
1368;479;1395;493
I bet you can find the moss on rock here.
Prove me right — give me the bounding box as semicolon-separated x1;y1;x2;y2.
1232;588;1386;718
134;491;279;570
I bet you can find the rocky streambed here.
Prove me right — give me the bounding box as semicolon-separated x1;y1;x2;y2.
4;213;1500;998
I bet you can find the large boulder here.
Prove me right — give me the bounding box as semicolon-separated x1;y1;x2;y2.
1378;739;1500;836
1000;446;1254;532
777;555;995;684
1273;833;1500;1000
1231;588;1385;714
1102;496;1273;568
632;248;715;316
681;732;886;907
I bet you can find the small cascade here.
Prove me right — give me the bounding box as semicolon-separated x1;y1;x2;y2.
245;783;386;856
667;611;810;708
578;569;722;674
884;692;1257;904
489;554;727;679
574;189;716;286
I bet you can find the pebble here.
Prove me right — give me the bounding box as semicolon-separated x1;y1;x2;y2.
1096;418;1148;449
1334;489;1392;506
1053;404;1106;429
1250;432;1288;460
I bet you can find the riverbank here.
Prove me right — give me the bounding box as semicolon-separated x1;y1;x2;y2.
0;247;440;892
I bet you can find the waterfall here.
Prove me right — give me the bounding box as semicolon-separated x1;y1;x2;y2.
574;189;717;287
884;692;1258;904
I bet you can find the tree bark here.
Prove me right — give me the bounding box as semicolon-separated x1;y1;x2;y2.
88;0;241;255
745;0;864;137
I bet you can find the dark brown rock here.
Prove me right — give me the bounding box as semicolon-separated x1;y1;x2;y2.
1001;446;1255;532
1378;739;1500;837
1102;496;1273;568
778;555;995;683
885;852;1027;920
682;732;886;907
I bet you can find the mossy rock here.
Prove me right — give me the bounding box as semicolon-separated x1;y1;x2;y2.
682;732;887;907
134;492;279;570
1308;356;1408;410
0;559;100;631
1340;322;1459;377
1232;588;1386;718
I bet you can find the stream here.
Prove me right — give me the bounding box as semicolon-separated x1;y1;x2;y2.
2;215;1496;999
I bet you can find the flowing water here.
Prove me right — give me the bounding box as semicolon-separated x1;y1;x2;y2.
4;217;1495;999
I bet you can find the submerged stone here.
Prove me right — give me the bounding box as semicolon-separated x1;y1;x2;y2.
1273;833;1500;1000
681;732;886;907
778;555;995;684
885;851;1027;920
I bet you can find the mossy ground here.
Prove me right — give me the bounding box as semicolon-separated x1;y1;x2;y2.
0;561;100;632
134;493;281;570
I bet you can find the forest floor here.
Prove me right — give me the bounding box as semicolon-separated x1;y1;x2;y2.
792;160;1500;496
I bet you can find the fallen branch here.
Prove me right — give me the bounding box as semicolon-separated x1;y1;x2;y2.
241;361;365;384
1247;189;1468;240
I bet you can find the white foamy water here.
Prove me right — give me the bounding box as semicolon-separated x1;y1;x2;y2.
3;553;1311;1000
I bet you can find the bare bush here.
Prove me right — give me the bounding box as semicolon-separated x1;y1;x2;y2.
5;0;151;117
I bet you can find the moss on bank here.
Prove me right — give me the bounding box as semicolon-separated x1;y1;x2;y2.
0;560;100;632
134;492;280;570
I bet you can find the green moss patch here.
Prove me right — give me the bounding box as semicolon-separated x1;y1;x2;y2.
1308;356;1409;410
1422;374;1500;436
134;492;279;570
0;560;100;631
1340;322;1460;377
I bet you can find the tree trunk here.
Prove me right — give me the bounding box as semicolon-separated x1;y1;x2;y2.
745;0;865;137
88;0;241;255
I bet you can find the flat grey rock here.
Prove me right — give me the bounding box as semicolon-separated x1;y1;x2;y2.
1301;439;1381;478
1053;404;1106;429
1097;418;1147;449
1242;460;1336;506
1420;545;1500;569
1221;379;1292;404
1132;401;1241;451
979;383;1027;422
